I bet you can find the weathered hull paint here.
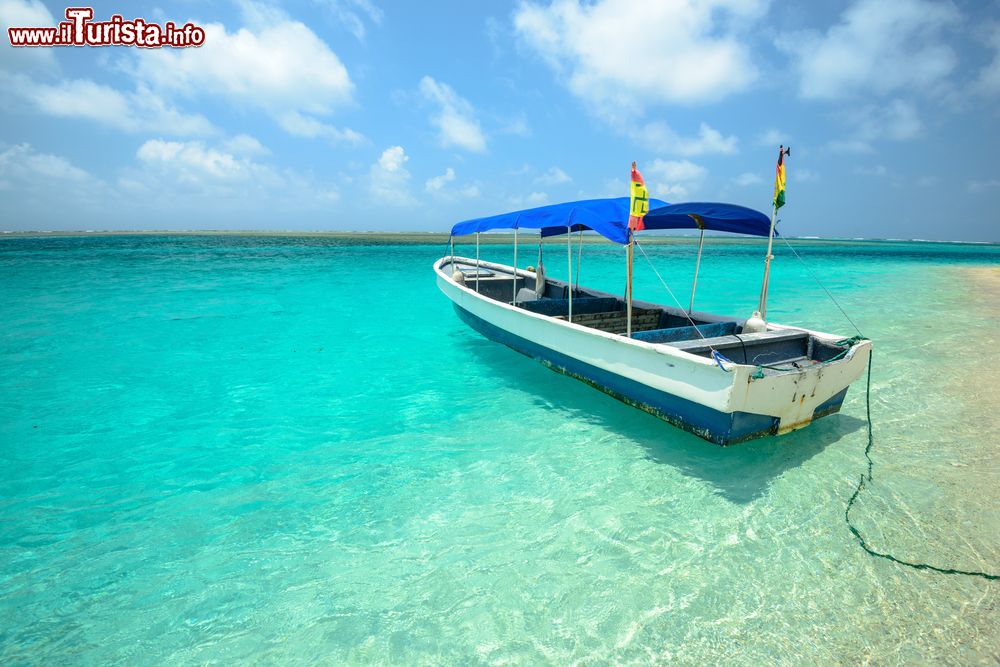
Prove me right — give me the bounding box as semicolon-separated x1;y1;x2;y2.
454;303;782;444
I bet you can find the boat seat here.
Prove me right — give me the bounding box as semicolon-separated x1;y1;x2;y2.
631;321;739;344
520;296;620;317
671;329;811;363
556;308;660;334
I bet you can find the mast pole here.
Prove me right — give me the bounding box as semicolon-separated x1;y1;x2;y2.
567;226;573;323
747;145;788;333
475;232;480;293
626;232;634;338
689;227;705;314
757;201;778;319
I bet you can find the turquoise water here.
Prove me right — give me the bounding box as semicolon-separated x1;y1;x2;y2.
1;235;998;664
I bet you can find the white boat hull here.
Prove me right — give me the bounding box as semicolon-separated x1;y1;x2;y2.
435;256;870;445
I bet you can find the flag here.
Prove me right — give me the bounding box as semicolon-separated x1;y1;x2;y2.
774;145;790;210
628;162;648;231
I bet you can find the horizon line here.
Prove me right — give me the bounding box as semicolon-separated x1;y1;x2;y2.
1;230;998;245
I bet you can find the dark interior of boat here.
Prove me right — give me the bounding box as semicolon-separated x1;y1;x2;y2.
451;262;848;371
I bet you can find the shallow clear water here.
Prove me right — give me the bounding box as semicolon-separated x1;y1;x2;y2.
1;235;998;664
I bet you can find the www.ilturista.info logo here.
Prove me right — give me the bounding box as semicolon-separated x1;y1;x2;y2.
7;7;205;48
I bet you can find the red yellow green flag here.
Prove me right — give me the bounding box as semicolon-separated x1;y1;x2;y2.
628;162;648;231
774;145;790;210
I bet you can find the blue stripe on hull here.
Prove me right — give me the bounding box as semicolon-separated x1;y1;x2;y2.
813;388;848;420
453;303;780;446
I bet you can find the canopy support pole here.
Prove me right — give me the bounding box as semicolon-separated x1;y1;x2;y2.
575;229;583;296
567;226;573;323
689;227;705;314
756;202;778;320
475;232;480;293
626;232;634;338
512;227;518;304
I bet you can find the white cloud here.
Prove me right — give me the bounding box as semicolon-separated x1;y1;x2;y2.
632;121;738;156
277;111;364;145
849;99;922;141
509;191;549;208
425;167;481;199
777;0;959;100
975;25;1000;96
534;166;571;185
18;77;214;136
601;177;628;198
1;138;344;229
0;143;107;217
224;134;270;156
426;167;456;192
378;146;407;172
514;0;763;116
0;143;92;185
645;159;707;199
137;19;353;113
795;168;819;183
757;128;791;148
0;0;53;30
419;76;487;153
825;139;874;154
498;114;532;137
734;172;763;187
137;139;262;182
967;179;1000;193
370;146;415;206
133;11;355;139
854;164;887;177
126;137;345;208
317;0;383;40
0;0;58;72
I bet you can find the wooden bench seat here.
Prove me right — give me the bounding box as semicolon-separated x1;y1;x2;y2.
555;308;660;334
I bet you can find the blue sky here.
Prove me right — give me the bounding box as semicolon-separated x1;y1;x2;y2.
1;0;999;241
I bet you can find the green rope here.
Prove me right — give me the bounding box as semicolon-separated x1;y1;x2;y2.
751;335;866;378
846;350;999;581
749;331;998;579
752;240;996;580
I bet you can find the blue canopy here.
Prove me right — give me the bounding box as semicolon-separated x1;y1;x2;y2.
643;202;772;237
450;197;668;245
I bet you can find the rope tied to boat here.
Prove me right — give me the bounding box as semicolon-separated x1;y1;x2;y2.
633;238;736;371
778;239;999;582
711;350;733;372
845;351;999;581
749;335;869;381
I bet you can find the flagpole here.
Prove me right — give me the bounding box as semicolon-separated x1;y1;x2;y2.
689;226;705;314
625;160;646;339
757;201;778;319
746;146;788;333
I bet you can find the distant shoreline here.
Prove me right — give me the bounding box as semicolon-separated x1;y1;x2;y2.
0;230;997;246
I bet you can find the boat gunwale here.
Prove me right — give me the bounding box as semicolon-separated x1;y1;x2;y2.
434;255;869;372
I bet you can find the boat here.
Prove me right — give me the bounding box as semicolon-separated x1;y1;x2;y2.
434;196;871;446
